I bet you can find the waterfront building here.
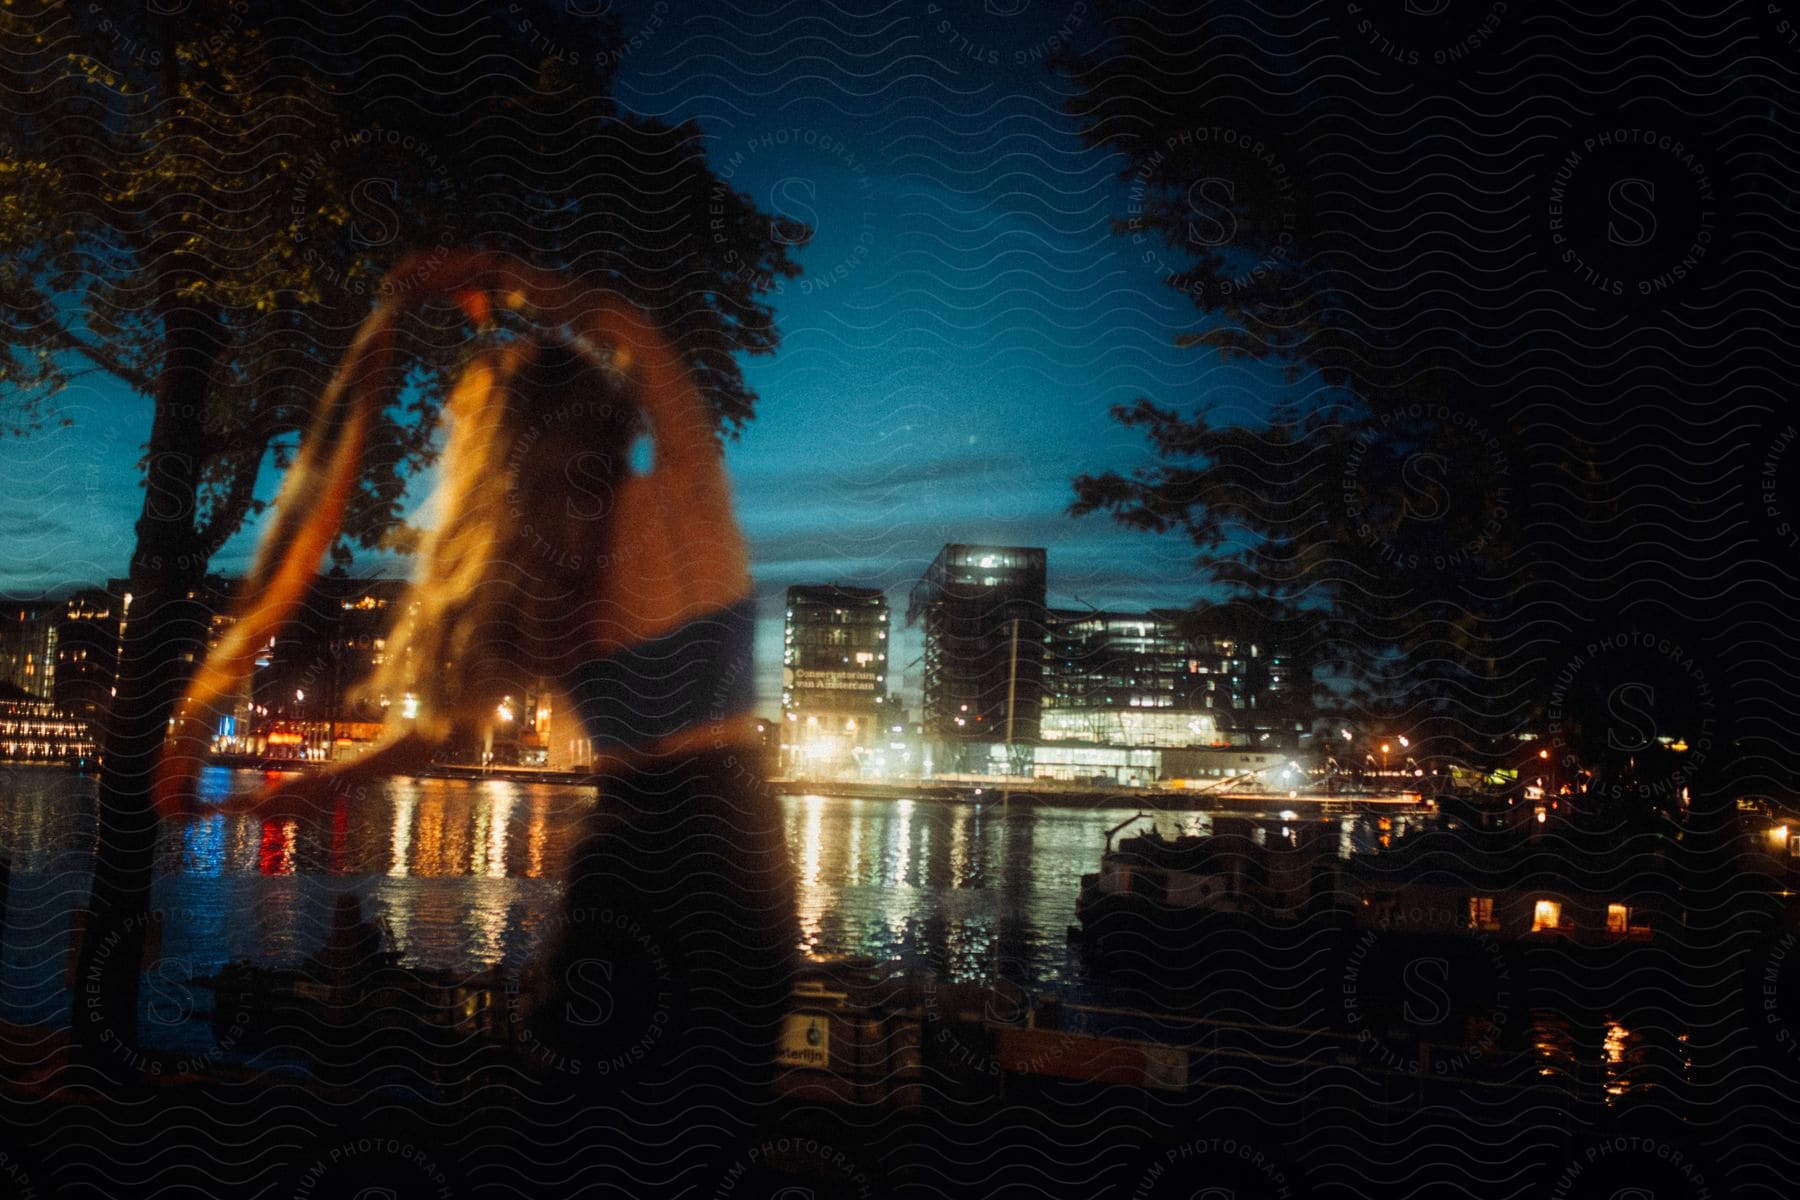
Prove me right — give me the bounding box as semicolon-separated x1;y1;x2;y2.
245;577;411;760
54;586;124;725
543;686;593;774
1040;609;1282;748
907;545;1047;773
0;682;97;764
782;584;890;774
1005;744;1299;787
0;600;58;700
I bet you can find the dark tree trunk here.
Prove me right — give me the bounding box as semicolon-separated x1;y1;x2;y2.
69;301;218;1074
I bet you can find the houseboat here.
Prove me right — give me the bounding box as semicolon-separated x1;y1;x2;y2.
1073;814;1349;950
1351;879;1660;944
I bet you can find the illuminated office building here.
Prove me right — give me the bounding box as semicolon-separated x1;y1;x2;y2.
907;545;1047;770
0;601;58;700
782;584;889;772
54;587;125;725
248;577;411;759
1040;609;1281;747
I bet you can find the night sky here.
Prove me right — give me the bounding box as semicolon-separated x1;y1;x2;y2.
0;1;1272;711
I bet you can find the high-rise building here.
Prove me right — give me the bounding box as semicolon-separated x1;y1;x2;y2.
249;577;410;759
782;584;890;772
907;545;1047;768
1041;609;1282;746
6;580;237;731
6;575;414;757
55;586;126;725
0;600;58;700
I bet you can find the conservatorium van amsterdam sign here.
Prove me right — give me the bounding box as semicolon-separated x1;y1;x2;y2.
790;668;879;692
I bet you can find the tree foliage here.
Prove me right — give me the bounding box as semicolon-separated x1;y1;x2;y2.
0;0;803;565
1054;3;1769;807
0;0;810;1065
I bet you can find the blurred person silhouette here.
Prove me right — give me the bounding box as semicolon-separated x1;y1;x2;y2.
156;253;797;1102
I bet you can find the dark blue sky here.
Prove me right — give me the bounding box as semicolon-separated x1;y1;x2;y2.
0;1;1277;711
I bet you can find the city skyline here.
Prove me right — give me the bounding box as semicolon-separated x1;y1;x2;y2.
0;541;1260;721
2;4;1796;1196
0;0;1237;715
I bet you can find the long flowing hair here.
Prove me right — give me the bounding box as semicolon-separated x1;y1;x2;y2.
359;338;637;741
160;257;655;806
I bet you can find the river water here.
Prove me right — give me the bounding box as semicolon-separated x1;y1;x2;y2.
0;765;1423;1049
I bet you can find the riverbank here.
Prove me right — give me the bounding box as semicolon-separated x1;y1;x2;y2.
206;752;590;787
770;775;1430;814
51;755;1434;815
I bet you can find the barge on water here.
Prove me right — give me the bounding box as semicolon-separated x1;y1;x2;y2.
1073;813;1350;947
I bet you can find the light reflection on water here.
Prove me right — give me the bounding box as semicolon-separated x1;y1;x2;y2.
0;765;1420;1039
0;766;591;1037
777;794;1419;989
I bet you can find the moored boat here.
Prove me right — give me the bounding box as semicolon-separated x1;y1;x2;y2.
1075;814;1347;938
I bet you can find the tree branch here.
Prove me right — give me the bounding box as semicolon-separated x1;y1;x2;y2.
195;449;264;558
1;309;156;395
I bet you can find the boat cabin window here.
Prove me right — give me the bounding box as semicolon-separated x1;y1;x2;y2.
1467;896;1496;931
1606;903;1629;934
1532;899;1562;932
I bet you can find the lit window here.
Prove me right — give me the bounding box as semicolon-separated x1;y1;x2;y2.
1467;897;1494;929
1606;904;1629;934
1532;899;1562;932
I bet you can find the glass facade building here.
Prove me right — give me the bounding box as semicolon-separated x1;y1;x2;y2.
907;545;1047;761
1041;609;1280;746
782;584;890;771
0;601;58;701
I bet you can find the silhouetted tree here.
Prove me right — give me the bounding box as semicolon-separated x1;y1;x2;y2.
0;0;806;1064
1056;4;1776;825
